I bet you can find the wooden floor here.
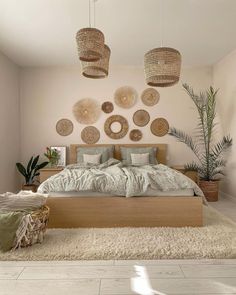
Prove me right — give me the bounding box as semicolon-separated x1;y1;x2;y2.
0;196;235;295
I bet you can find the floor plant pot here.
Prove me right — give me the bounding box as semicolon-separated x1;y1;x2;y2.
199;180;219;202
22;184;37;193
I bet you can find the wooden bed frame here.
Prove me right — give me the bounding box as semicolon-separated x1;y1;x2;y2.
46;144;203;228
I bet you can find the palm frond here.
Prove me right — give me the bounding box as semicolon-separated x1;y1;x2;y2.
169;127;203;162
210;136;233;160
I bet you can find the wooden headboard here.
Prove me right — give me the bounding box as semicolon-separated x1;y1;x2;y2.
69;144;167;165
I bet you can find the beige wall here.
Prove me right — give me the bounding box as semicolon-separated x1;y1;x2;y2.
213;50;236;198
20;65;212;166
0;52;20;193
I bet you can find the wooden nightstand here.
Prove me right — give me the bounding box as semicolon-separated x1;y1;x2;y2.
39;167;64;183
171;165;199;184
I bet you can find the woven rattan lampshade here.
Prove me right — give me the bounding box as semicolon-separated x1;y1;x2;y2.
144;47;181;87
81;45;110;79
76;28;105;62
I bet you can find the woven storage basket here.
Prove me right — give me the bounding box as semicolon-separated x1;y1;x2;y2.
76;28;105;62
199;180;219;202
81;45;111;79
13;206;50;248
144;47;181;87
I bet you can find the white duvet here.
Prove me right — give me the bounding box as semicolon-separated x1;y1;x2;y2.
38;159;204;198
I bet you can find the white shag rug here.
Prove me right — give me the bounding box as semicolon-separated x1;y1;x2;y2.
0;206;236;260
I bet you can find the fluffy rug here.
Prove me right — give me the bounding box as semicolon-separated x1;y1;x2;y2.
0;206;236;260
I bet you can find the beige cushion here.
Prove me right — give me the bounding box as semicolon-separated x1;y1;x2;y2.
131;153;150;165
83;153;101;164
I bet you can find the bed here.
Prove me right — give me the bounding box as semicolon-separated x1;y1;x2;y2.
45;144;203;228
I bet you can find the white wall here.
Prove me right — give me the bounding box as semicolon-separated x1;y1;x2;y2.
20;65;212;166
0;52;20;193
213;50;236;198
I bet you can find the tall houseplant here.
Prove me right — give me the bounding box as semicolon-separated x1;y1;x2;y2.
169;84;232;201
16;156;48;192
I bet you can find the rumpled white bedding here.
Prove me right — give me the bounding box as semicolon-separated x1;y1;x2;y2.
38;159;204;198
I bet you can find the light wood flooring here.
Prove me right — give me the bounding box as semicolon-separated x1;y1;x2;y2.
0;196;235;295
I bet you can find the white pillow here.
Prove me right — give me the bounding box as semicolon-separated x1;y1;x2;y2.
131;153;150;165
83;153;101;164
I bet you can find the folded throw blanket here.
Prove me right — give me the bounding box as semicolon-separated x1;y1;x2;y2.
0;191;48;252
0;190;48;212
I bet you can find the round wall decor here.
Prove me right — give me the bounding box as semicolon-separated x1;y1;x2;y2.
101;101;114;113
141;88;160;106
114;86;137;108
56;119;73;136
129;129;142;141
81;126;100;144
151;118;169;137
104;115;129;139
133;110;150;127
73;98;100;125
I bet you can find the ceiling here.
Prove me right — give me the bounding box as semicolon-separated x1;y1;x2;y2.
0;0;236;67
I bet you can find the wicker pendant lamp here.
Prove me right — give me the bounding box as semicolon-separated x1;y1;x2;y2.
144;0;182;87
76;0;105;62
81;44;111;78
144;47;181;87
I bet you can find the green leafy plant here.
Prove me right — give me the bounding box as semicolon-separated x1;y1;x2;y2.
16;156;48;185
44;147;60;166
169;83;232;181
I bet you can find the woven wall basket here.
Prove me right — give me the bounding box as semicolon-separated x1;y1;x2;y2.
81;45;111;79
56;119;74;136
73;98;100;125
102;101;114;113
133;110;150;127
144;47;181;87
76;28;105;62
141;88;160;106
151;118;169;137
81;126;100;144
129;129;142;141
114;86;137;108
104;115;129;139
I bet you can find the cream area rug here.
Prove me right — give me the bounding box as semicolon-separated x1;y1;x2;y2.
0;206;236;260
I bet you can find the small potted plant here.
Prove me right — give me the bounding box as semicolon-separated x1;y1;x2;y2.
44;147;60;167
169;84;232;202
16;156;48;192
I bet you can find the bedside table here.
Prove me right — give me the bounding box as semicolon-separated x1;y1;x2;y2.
39;167;64;183
171;165;199;184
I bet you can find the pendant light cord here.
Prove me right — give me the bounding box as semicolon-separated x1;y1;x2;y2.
89;0;91;27
160;0;163;47
94;0;96;27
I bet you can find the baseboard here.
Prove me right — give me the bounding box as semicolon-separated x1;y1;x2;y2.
220;190;236;203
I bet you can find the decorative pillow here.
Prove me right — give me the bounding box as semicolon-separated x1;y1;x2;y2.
83;153;101;164
131;153;150;165
77;146;114;163
120;146;157;165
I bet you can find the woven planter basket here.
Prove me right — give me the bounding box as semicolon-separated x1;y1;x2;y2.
81;45;111;79
13;206;50;249
76;28;105;62
199;180;219;202
144;47;181;87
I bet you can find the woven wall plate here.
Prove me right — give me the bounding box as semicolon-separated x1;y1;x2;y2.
114;86;137;108
56;119;73;136
81;126;100;144
73;98;100;125
141;88;160;106
129;129;142;141
133;110;150;127
151;118;169;137
104;115;129;139
101;101;114;113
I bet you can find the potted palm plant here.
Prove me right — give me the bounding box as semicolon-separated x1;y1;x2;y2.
16;155;48;192
169;84;232;201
